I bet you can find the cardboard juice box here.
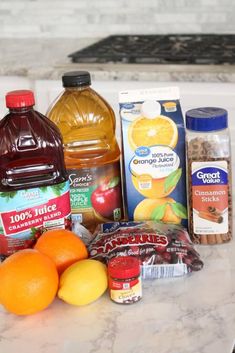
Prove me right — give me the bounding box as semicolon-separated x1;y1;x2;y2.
119;87;187;227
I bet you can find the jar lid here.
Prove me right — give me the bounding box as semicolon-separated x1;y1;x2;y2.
62;71;91;88
108;256;141;279
186;107;228;131
6;90;35;108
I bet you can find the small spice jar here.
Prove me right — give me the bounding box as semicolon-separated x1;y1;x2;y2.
108;256;142;304
185;107;232;245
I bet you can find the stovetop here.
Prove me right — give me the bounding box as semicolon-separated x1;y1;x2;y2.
68;34;235;65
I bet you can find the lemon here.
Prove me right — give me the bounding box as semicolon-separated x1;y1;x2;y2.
128;115;178;150
58;259;108;306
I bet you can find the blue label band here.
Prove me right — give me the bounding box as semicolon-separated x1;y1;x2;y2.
192;167;227;186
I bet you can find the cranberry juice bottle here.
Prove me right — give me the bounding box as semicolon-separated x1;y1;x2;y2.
0;90;71;260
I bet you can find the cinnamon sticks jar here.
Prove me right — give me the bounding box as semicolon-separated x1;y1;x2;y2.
185;107;232;245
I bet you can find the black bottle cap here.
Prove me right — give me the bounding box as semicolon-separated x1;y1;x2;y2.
62;71;91;88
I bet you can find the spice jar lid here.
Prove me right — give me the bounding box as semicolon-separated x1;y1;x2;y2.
108;256;141;279
186;107;228;131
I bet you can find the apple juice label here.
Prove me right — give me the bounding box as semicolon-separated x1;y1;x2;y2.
119;87;187;227
67;161;123;226
0;181;71;257
191;161;228;234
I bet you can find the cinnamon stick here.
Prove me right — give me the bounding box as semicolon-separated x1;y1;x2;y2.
200;234;208;245
215;234;223;244
207;206;223;217
207;234;217;245
198;210;223;224
221;233;230;242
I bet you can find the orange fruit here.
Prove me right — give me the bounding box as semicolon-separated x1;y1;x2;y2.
133;197;182;224
132;174;176;199
34;229;88;275
128;115;178;150
132;168;182;199
0;249;58;315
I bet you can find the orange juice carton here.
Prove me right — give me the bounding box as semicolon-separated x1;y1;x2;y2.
119;87;187;227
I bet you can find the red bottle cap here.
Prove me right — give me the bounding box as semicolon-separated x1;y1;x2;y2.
5;90;35;108
108;256;141;279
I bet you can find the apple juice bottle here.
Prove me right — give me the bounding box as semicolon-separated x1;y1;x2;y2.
0;90;71;260
47;71;123;233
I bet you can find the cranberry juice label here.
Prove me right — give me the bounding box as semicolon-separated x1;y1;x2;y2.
67;162;123;231
0;181;71;257
119;87;187;227
191;161;228;234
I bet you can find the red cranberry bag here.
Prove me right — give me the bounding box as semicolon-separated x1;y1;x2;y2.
89;221;203;279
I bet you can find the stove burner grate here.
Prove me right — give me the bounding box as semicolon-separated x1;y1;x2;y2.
68;34;235;65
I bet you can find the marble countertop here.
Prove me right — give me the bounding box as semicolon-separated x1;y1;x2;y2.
1;38;235;82
1;240;235;353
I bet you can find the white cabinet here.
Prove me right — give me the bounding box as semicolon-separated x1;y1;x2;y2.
33;80;61;116
34;79;235;122
0;76;31;117
2;77;235;123
34;78;235;140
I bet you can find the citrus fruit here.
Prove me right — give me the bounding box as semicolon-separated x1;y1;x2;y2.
133;197;183;224
34;229;88;275
58;259;108;306
132;168;182;199
132;174;175;199
128;115;178;150
0;249;58;315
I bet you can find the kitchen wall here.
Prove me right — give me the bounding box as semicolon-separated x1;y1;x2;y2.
0;0;235;38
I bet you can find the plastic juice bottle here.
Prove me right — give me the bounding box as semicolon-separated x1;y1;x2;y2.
0;90;71;260
47;71;123;233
